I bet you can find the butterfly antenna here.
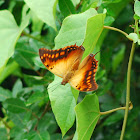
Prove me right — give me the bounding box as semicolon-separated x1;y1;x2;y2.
50;83;60;92
93;50;101;57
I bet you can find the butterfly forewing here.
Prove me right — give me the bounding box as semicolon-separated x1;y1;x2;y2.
39;44;85;78
69;54;98;92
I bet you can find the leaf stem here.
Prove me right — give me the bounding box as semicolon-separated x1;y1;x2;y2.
0;117;11;129
100;102;133;115
39;101;50;120
34;101;50;131
22;31;48;46
135;20;140;38
104;26;133;41
26;108;39;120
120;41;135;140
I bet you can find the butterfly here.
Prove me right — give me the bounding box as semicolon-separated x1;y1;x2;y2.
39;44;98;92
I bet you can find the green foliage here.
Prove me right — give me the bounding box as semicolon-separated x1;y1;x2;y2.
75;94;100;140
127;33;139;43
24;0;57;30
0;0;140;140
58;0;76;17
0;10;29;75
3;98;27;113
48;76;77;136
55;8;97;48
134;0;140;17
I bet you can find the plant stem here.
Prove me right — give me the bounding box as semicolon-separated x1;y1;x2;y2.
0;117;11;129
135;20;140;38
39;101;50;120
34;101;50;131
100;103;133;115
22;31;48;46
104;26;133;41
120;41;135;140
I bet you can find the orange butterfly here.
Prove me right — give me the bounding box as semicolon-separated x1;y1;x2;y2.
39;44;98;92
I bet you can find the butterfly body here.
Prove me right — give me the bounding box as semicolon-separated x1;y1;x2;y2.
39;44;98;92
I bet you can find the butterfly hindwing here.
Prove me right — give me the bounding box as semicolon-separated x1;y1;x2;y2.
69;54;98;92
39;44;85;78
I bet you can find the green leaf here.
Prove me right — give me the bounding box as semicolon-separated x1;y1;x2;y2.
48;10;105;137
48;76;77;136
104;16;115;25
50;133;64;140
134;14;140;20
138;39;140;45
112;45;125;72
13;40;39;69
58;0;76;17
0;61;19;84
3;98;27;113
103;111;124;126
26;131;50;140
26;91;47;105
127;33;139;43
134;0;140;17
30;11;44;33
10;127;25;138
34;56;46;69
12;79;23;98
23;74;52;86
83;11;106;58
0;10;29;76
0;87;12;101
55;8;97;48
34;131;50;140
8;112;30;128
37;114;57;134
81;0;99;12
103;0;122;3
0;0;4;6
73;131;78;140
0;128;8;140
75;94;100;140
24;0;57;30
71;0;80;6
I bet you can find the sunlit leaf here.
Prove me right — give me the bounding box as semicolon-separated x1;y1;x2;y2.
75;94;100;140
0;61;19;84
24;0;57;30
48;76;77;136
127;33;138;43
134;0;140;17
0;10;29;76
55;8;97;48
12;79;23;98
83;10;106;58
81;0;99;12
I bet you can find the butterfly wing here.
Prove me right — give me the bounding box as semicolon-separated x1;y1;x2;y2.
39;44;85;78
69;54;98;92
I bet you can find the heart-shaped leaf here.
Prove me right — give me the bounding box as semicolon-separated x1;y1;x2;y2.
0;10;29;76
75;94;100;140
55;8;97;48
48;76;77;136
24;0;57;30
